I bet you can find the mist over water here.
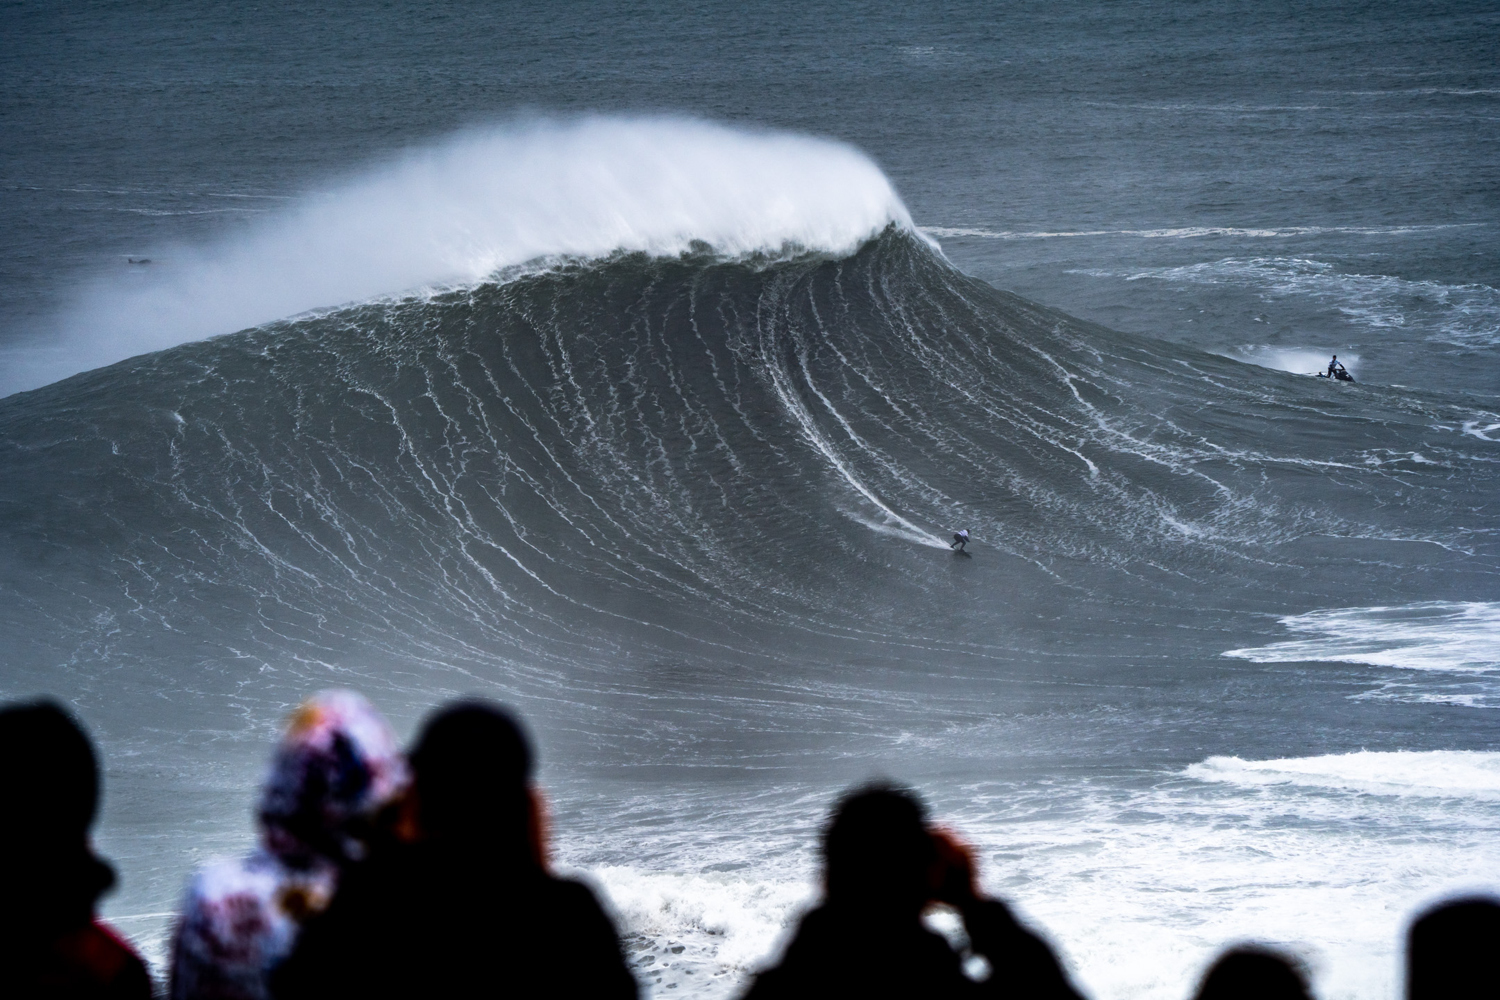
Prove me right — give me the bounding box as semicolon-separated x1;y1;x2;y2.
3;3;1499;999
5;118;912;396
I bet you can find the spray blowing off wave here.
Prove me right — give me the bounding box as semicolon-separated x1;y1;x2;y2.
11;117;915;396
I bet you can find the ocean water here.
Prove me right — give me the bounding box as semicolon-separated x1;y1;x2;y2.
2;3;1498;998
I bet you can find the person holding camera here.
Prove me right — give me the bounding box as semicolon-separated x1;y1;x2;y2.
741;784;1083;999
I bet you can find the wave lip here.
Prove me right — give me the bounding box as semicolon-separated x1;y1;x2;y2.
1186;750;1500;800
15;116;915;396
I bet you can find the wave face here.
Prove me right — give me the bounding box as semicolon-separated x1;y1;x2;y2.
4;223;1498;709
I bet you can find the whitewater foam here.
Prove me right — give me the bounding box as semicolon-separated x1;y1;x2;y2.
591;865;814;997
1078;257;1500;351
562;752;1500;1000
7;117;916;396
1461;421;1500;442
1224;603;1500;709
1187;750;1500;799
1224;602;1500;674
1225;345;1360;377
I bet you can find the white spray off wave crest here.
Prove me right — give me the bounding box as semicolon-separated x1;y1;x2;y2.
25;117;915;394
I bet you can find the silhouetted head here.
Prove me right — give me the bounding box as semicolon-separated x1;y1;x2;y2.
1194;947;1312;1000
0;699;116;929
822;784;935;911
1407;896;1500;1000
409;700;535;858
258;690;407;866
0;700;100;848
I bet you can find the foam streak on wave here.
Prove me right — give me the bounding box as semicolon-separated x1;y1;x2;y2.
11;117;915;396
764;327;948;548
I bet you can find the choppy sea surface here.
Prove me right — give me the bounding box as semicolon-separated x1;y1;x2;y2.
2;3;1498;998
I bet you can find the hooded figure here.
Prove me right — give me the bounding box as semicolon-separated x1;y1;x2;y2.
271;700;638;1000
169;691;406;1000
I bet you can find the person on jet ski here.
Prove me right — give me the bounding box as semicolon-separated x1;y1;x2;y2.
1325;355;1350;379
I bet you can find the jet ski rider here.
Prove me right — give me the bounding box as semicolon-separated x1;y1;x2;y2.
1326;354;1347;378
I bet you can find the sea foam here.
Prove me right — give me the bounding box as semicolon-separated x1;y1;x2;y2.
1082;257;1500;351
1225;345;1360;377
1186;750;1500;799
7;117;915;396
565;752;1500;1000
1223;602;1500;674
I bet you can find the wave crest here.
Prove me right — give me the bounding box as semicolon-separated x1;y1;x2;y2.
14;117;914;396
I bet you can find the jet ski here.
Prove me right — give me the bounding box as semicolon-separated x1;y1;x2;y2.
1315;367;1355;382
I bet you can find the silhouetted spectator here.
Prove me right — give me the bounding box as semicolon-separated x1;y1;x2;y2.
741;784;1083;999
1407;895;1500;999
170;691;407;1000
0;699;153;999
1193;946;1312;1000
271;700;637;1000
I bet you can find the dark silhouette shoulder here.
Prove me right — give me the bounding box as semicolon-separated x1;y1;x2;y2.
740;785;1081;1000
746;897;1077;999
271;701;637;1000
0;700;152;1000
275;843;635;999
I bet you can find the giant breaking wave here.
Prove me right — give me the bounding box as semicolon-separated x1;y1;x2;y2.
2;116;1497;726
8;117;918;397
